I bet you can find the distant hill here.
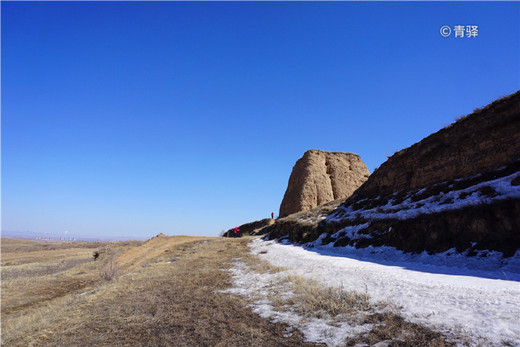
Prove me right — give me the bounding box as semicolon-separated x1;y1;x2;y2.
1;230;139;242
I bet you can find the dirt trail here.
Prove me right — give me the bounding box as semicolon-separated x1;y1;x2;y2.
1;236;322;346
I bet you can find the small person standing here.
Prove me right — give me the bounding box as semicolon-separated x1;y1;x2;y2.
271;212;274;219
233;226;239;238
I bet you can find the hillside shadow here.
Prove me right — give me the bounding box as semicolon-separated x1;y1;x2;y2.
300;244;520;282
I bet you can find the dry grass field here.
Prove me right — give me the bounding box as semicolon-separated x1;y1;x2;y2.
1;235;451;346
1;236;320;346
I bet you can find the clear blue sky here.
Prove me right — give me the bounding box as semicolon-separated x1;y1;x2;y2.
2;1;519;240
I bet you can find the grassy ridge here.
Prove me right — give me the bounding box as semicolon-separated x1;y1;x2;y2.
1;237;319;346
1;236;454;346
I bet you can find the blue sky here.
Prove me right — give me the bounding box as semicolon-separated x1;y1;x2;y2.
2;1;519;240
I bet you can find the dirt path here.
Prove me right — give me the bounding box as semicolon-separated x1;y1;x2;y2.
2;237;322;346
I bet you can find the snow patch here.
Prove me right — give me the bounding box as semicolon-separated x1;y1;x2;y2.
250;238;520;347
221;260;374;346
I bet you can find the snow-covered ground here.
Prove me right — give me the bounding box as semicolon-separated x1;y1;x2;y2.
228;238;520;346
223;259;376;347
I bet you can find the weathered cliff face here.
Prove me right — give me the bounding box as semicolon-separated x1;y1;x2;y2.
267;91;520;257
357;91;520;197
268;155;520;257
279;150;370;218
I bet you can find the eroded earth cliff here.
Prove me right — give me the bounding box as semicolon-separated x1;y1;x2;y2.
279;150;370;217
266;91;520;257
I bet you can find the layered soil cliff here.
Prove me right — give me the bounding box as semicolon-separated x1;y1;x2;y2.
279;150;369;217
358;91;520;197
266;91;520;257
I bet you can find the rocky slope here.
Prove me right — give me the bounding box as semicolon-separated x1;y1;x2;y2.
279;150;369;217
224;218;275;237
266;91;520;257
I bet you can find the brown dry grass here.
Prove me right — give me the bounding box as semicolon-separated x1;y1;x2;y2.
114;234;208;272
277;275;372;319
1;239;116;318
1;238;141;266
235;255;454;346
1;236;321;347
1;235;455;346
1;238;107;253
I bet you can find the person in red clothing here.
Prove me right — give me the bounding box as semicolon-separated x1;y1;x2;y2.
233;226;239;238
271;212;274;219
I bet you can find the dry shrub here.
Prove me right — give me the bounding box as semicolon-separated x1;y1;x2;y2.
99;256;119;281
